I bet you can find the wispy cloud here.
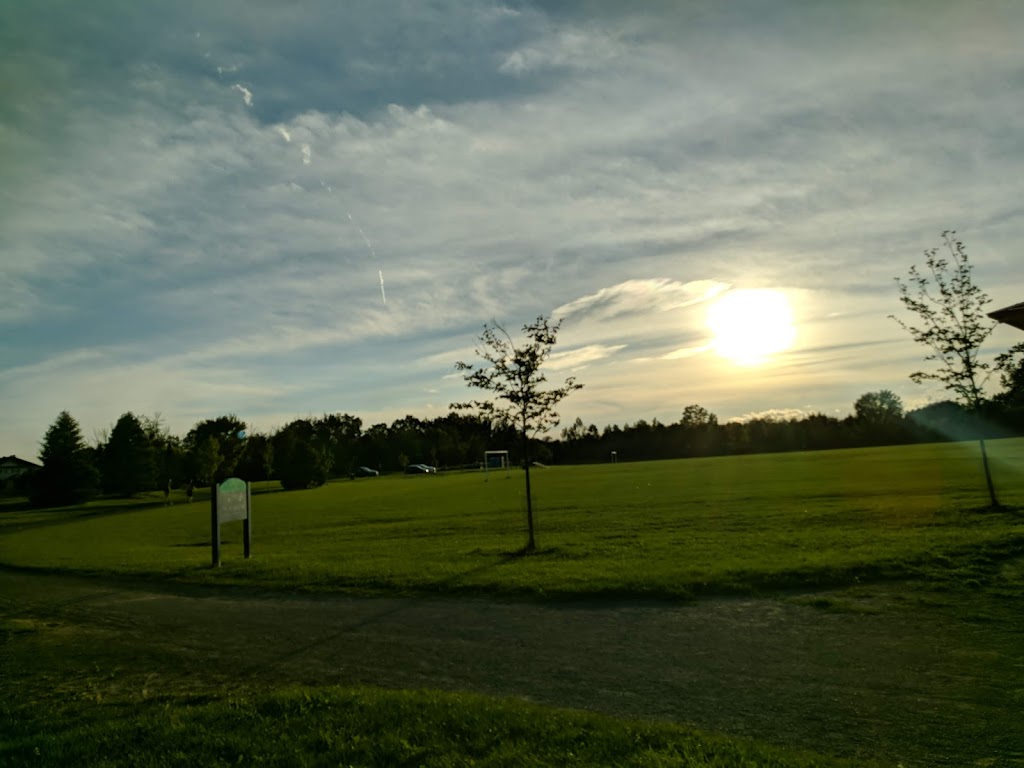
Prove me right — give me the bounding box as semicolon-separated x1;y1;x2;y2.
659;345;713;361
554;279;729;324
547;344;627;371
3;1;1024;459
232;84;253;106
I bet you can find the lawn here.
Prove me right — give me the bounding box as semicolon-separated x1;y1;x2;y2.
2;439;1022;599
0;686;870;768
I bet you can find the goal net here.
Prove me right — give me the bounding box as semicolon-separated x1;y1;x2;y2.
483;450;510;479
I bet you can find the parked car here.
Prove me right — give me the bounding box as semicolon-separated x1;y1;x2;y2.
354;466;379;477
404;463;437;474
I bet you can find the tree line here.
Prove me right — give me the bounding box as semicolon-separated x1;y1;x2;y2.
18;375;1023;508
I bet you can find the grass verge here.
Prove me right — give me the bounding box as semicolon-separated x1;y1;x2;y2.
0;687;871;768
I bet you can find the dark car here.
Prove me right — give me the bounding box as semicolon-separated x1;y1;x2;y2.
354;466;379;477
404;463;436;474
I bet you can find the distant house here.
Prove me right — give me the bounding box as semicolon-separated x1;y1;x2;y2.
990;301;1024;331
0;455;41;482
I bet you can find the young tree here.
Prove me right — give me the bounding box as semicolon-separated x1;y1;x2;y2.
454;316;583;551
891;231;1000;506
31;411;99;506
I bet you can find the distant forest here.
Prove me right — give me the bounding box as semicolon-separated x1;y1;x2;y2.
12;372;1024;505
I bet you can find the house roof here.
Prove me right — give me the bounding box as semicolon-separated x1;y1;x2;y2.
0;455;42;469
989;301;1024;331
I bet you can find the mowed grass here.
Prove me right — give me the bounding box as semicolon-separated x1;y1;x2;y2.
1;439;1023;599
0;687;868;768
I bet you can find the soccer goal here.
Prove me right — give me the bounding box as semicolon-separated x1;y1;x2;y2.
483;450;511;479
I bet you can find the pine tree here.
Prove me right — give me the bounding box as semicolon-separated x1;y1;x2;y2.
102;412;156;496
32;411;99;507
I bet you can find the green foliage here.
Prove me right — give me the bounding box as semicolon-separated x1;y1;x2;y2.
235;432;275;481
455;316;584;550
141;414;185;485
892;231;996;407
101;412;156;496
192;436;222;486
892;231;1004;506
454;317;583;440
276;439;329;490
679;404;718;429
185;415;246;481
995;342;1024;394
994;342;1024;430
30;411;99;507
853;390;903;424
3;441;1022;598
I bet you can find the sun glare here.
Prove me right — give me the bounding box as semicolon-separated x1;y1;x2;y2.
707;289;796;365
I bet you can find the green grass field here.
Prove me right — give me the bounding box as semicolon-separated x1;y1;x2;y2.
3;441;1023;767
2;440;1023;599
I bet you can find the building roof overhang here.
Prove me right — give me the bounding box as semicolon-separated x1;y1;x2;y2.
989;301;1024;331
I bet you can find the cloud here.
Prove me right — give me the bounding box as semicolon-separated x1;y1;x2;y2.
4;1;1024;458
498;27;626;75
554;279;729;324
547;344;627;371
728;408;818;423
232;84;253;106
659;345;713;361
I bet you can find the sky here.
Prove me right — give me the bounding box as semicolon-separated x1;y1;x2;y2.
3;0;1024;460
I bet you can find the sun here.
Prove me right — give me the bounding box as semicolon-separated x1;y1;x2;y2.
707;289;796;365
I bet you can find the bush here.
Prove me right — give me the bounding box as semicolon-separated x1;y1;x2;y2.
276;440;329;490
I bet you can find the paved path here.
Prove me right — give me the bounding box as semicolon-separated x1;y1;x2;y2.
2;568;1019;766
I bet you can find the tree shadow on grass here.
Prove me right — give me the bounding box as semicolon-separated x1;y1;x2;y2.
0;500;175;534
965;503;1024;516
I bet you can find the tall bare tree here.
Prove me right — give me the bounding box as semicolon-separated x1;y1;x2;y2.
454;316;583;551
891;231;1000;506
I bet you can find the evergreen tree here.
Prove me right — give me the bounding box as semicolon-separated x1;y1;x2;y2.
102;412;156;496
31;411;99;506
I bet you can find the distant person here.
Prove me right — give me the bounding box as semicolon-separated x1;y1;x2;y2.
164;479;172;506
186;480;194;503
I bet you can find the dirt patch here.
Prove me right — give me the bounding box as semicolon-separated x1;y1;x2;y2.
1;568;1021;767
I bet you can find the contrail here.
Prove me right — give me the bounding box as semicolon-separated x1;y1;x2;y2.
346;211;386;305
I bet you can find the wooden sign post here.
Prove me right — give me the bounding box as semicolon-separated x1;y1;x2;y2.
211;477;252;567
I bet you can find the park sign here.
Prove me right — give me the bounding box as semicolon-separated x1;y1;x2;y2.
211;477;252;567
